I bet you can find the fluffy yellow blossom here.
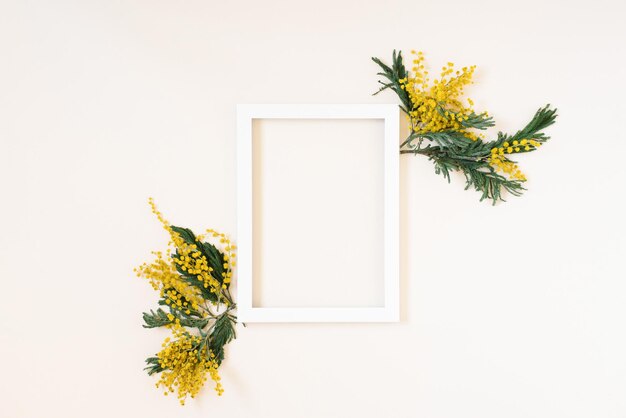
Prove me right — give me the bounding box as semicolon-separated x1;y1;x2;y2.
400;51;486;140
206;229;237;291
134;251;203;316
487;138;541;181
156;332;224;405
488;152;526;181
146;198;224;298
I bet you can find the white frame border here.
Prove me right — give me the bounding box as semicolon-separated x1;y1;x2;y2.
237;104;399;322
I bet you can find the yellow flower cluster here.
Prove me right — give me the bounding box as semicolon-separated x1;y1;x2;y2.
134;251;203;315
399;51;486;140
488;139;542;181
156;332;223;405
206;228;236;292
147;198;224;298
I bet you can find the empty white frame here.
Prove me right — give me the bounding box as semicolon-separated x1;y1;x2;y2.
237;104;399;322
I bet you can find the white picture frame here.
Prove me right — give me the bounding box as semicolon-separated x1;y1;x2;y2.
236;104;399;322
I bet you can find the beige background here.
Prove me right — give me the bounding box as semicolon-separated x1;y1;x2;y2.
1;0;626;417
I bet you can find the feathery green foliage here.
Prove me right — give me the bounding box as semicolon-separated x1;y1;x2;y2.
372;50;412;114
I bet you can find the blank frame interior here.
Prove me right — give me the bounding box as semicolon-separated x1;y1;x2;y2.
253;118;384;308
237;104;399;322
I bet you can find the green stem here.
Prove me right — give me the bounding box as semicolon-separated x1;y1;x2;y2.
400;148;432;156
